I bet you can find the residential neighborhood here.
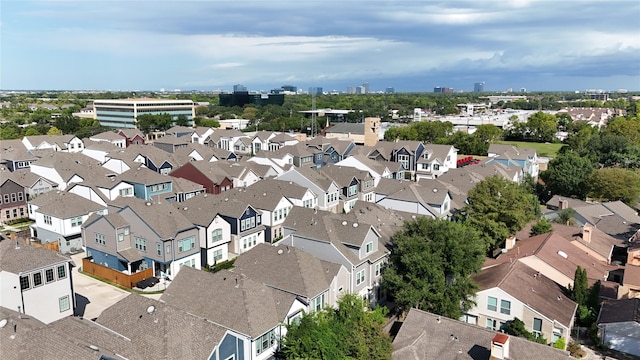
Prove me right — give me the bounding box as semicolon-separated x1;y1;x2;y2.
1;90;640;360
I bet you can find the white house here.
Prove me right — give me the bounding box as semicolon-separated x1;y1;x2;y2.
0;238;75;324
276;167;340;213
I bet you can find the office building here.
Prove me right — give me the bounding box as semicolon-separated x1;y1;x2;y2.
361;82;370;94
385;87;395;94
281;85;297;93
474;82;485;92
93;98;195;129
309;87;323;95
434;87;454;93
219;91;285;107
233;84;247;92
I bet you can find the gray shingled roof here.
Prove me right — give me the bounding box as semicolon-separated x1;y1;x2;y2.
120;165;171;186
319;164;371;188
393;308;571;360
113;197;195;239
96;293;227;359
248;178;312;200
30;190;105;218
31;152;109;182
474;261;577;328
161;267;297;338
233;243;341;299
598;298;640;324
325;122;365;135
0;238;71;273
91;131;125;141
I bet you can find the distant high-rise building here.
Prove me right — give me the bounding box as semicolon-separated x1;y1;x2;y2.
356;86;365;94
362;82;370;94
434;87;453;93
346;86;356;94
233;84;247;92
281;85;297;93
219;91;284;107
520;88;527;93
474;82;485;92
309;87;323;95
385;87;395;94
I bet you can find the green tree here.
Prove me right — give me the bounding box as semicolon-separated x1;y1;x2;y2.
47;126;62;135
474;124;503;143
555;208;576;225
526;111;558;142
463;175;539;253
530;218;553;236
175;114;190;126
539;151;594;199
278;293;392;360
587;168;640;205
24;127;41;136
383;218;485;318
503;318;547;344
571;266;589;306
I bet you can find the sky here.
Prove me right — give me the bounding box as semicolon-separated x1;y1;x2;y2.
2;1;639;92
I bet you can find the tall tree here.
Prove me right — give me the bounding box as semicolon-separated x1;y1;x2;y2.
587;168;640;205
47;126;62;135
463;175;539;253
571;266;589;306
382;218;485;318
530;218;553;236
539;151;594;199
278;294;392;360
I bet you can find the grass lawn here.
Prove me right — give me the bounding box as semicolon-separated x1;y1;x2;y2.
496;141;564;158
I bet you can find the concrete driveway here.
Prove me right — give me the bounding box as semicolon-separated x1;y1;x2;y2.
70;253;129;320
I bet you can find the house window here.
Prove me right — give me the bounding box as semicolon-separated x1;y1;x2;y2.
288;311;303;325
356;269;365;286
311;293;325;312
5;210;10;219
348;185;357;196
95;233;106;245
256;328;276;355
500;300;511;315
250;216;255;228
3;194;9;203
18;192;23;201
45;268;55;283
462;314;478;325
213;249;223;262
44;215;52;225
211;229;223;243
157;243;162;256
178;236;195;253
119;188;132;196
533;318;543;337
486;318;498;331
166;244;171;254
487;296;497;312
397;154;410;169
57;265;67;279
421;163;430;170
20;275;30;290
375;262;382;277
11;193;16;202
33;272;43;287
434;164;440;171
59;295;70;312
124;227;130;235
134;236;147;252
71;216;83;227
365;242;373;254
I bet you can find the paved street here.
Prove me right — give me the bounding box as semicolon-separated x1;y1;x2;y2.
70;253;129;320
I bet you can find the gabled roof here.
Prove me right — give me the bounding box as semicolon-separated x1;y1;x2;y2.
161;267;297;338
169;176;204;194
0;139;35;162
283;207;388;266
0;238;71;274
325;122;365;135
24;134;78;149
90;131;125;141
597;298;640;324
111;197;195;239
552;223;620;261
118;128;144;139
179;191;257;222
393;308;571;360
30;190;105;218
164;125;195;136
270;132;296;143
289;166;337;191
488;144;537;160
3;169;56;189
179;161;234;184
233;243;341;300
474;261;577;328
120;165;171;186
30;152;108;182
249;178;313;200
97;294;227;359
319;164;371;188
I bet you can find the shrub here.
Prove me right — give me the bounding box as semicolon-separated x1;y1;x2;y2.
552;337;566;350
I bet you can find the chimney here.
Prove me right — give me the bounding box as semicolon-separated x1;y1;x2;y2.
559;199;568;210
582;224;592;243
491;333;510;360
504;236;517;251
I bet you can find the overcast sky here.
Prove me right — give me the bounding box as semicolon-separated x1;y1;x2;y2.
2;1;639;92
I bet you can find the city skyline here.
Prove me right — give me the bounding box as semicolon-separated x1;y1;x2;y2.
2;1;639;92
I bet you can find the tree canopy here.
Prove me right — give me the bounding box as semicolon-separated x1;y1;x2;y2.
278;294;392;360
462;175;539;253
587;167;640;206
539;150;594;199
382;218;485;319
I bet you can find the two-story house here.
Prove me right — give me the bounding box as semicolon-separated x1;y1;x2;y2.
88;131;127;148
306;136;356;167
367;140;425;178
464;261;577;347
375;178;452;218
0;237;75;324
3;169;58;201
0;177;28;224
319;165;375;212
29;152;110;190
169;161;234;194
22;134;85;153
276;167;340;213
0;139;38;171
120;165;174;201
280;206;389;305
252;178;318;209
162;266;307;360
415;144;458;180
66;175;136;206
28;191;107;254
83;197;200;278
117;128;145;147
335;154;403;185
487;144;539;179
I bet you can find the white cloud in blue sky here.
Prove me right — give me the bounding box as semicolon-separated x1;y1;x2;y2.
2;0;639;92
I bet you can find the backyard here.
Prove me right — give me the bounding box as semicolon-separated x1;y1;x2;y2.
496;140;565;158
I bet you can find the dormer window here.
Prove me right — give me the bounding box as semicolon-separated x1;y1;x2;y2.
365;242;373;253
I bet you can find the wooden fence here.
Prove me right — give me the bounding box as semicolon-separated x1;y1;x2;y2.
82;258;153;289
25;238;59;252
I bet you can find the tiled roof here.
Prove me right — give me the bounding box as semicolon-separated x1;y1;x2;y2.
0;238;71;274
474;261;577;328
233;243;341;299
161;267;297;338
393;308;571;360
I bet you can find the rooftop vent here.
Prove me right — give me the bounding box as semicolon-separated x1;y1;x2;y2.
146;305;155;314
342;221;348;226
